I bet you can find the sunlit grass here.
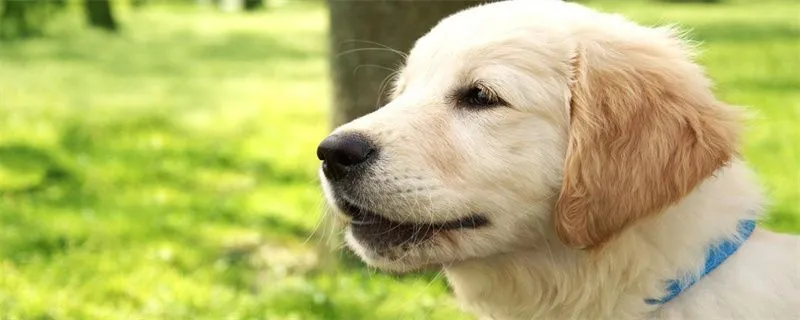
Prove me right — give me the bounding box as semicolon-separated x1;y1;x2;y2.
0;0;797;319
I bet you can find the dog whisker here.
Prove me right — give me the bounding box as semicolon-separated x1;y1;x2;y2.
338;39;409;59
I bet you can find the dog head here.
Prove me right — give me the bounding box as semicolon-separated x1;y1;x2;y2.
318;0;738;272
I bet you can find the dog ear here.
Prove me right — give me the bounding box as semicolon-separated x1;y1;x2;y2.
555;28;740;248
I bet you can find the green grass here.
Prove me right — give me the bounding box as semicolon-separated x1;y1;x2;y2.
0;1;797;319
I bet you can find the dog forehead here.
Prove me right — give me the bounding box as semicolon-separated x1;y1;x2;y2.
403;0;584;78
419;0;583;45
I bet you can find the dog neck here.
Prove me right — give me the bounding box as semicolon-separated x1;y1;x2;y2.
444;160;764;320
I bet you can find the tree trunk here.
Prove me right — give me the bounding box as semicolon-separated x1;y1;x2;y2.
243;0;263;11
328;0;484;127
85;0;117;31
132;0;147;8
1;0;66;38
1;0;33;38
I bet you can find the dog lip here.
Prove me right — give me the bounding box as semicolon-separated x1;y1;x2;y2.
338;198;489;231
434;214;490;229
340;198;489;249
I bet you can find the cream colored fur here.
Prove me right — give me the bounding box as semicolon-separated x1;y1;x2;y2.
446;161;799;319
320;1;800;319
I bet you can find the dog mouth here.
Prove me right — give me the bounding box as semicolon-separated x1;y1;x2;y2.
337;199;489;248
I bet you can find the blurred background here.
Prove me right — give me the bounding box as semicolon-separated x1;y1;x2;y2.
0;0;797;319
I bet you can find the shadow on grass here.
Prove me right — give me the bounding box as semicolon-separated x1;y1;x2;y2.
690;22;799;42
194;31;317;62
0;29;321;79
0;144;81;194
3;229;89;264
764;209;800;235
261;215;311;239
60;113;316;189
727;78;800;92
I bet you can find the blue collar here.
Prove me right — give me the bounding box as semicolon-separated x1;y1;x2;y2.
646;220;757;305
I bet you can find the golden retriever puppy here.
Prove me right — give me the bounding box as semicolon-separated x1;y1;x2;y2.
317;0;800;319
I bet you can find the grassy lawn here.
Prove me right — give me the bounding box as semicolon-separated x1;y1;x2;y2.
0;0;797;319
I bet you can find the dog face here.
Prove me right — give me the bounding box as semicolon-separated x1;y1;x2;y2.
318;0;738;272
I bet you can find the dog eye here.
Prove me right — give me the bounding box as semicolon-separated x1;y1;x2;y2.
460;86;501;109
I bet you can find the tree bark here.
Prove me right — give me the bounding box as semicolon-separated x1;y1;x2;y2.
132;0;147;8
243;0;263;11
0;0;33;37
85;0;117;31
328;0;485;127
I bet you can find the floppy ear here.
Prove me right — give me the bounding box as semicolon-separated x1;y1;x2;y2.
555;29;741;248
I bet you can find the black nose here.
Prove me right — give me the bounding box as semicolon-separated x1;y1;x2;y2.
317;133;376;180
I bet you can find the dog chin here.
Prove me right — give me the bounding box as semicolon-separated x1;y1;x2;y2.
344;230;442;273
